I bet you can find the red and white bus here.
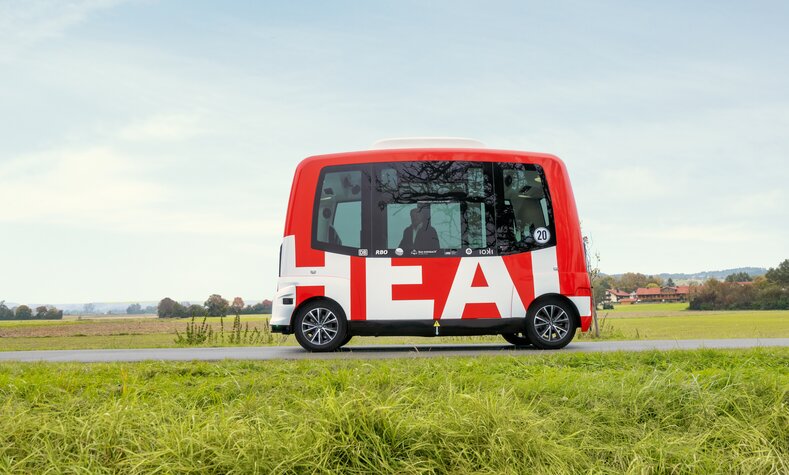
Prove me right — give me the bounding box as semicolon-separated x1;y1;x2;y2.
271;139;592;351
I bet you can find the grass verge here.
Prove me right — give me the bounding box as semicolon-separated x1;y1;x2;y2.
0;348;787;473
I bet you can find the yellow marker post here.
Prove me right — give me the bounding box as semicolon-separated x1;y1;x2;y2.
433;320;440;336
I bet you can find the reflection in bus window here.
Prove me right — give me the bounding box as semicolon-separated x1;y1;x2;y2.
373;161;495;254
394;205;440;250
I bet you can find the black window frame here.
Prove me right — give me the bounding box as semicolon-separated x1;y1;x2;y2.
493;162;557;255
311;164;372;256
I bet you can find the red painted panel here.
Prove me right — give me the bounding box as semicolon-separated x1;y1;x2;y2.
503;252;535;314
295;285;324;307
391;258;460;319
285;164;324;268
471;263;489;287
350;256;366;320
461;302;501;319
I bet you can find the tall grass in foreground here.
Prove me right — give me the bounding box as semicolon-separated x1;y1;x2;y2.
0;348;787;474
174;315;275;346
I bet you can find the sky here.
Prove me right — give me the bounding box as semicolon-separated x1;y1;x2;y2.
1;0;788;304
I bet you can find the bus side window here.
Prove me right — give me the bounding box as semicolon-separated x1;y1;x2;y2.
333;201;361;247
372;162;495;255
314;168;366;252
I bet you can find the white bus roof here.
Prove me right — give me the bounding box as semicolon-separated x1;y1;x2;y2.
371;137;486;149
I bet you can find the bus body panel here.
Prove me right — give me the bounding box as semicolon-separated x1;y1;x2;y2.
271;148;593;334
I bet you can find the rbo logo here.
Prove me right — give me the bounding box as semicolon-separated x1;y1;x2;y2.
375;249;388;255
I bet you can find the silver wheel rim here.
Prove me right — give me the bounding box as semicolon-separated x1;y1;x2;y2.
533;305;570;342
301;307;339;345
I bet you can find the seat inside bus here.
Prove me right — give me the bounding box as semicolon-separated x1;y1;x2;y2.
501;169;549;244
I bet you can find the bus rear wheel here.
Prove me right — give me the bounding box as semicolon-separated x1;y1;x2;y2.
294;300;348;352
525;299;577;350
501;333;531;346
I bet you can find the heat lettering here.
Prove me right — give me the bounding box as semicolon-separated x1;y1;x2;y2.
441;258;516;319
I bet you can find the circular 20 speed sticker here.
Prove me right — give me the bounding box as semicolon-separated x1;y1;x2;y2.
534;227;551;244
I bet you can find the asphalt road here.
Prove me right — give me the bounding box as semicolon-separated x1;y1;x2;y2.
0;338;787;362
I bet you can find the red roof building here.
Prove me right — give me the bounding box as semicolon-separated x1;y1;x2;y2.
635;286;690;302
604;289;632;303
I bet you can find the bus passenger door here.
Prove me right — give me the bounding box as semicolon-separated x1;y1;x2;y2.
495;162;558;317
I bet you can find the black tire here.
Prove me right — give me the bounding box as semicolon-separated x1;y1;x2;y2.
501;333;531;346
525;298;577;350
293;300;348;352
339;333;353;347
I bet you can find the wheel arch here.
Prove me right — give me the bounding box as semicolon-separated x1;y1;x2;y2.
290;296;348;328
526;293;581;329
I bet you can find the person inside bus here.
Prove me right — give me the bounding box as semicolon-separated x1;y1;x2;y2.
399;206;439;250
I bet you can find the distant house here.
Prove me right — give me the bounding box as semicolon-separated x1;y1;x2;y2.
634;286;690;303
604;289;632;303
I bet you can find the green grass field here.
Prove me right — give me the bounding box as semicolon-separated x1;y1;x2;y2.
0;348;786;473
0;333;179;351
594;310;789;340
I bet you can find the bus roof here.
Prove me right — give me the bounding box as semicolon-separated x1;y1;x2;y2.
295;147;566;170
371;137;486;149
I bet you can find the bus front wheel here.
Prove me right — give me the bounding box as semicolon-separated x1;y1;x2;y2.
525;299;577;350
293;300;348;352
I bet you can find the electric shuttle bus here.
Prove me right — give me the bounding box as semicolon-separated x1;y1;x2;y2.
271;138;592;352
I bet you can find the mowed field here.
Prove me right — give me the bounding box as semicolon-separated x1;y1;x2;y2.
0;315;276;351
0;348;786;473
1;305;788;351
597;303;789;340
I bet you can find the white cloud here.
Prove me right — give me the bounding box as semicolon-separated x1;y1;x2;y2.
118;113;205;142
0;143;283;237
0;0;130;61
727;189;788;218
0;146;163;222
597;167;667;199
632;224;767;244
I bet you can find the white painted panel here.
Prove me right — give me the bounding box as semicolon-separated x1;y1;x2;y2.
442;257;514;319
532;247;560;296
365;258;433;320
568;296;592;317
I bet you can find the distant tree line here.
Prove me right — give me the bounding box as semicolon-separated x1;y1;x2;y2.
157;294;272;318
689;259;789;310
724;272;752;283
125;303;157;315
592;272;668;306
0;301;64;320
